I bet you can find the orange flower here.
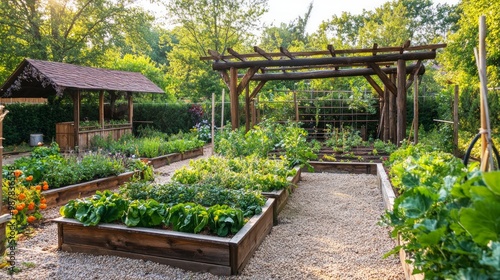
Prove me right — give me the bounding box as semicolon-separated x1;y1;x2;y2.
13;170;23;178
39;204;47;210
26;175;33;181
18;193;26;201
40;198;46;204
28;202;35;211
35;185;42;191
16;204;24;211
11;209;18;215
42;184;49;191
42;181;48;186
27;216;36;223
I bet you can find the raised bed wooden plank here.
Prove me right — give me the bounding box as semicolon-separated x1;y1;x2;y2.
306;161;377;175
145;147;204;169
146;153;182;169
181;147;204;160
261;166;301;225
42;171;137;208
54;198;275;276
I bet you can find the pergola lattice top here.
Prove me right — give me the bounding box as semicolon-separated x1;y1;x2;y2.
201;41;446;145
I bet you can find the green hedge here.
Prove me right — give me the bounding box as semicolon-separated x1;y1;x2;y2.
3;102;233;146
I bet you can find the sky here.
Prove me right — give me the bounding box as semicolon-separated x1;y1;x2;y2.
262;0;461;34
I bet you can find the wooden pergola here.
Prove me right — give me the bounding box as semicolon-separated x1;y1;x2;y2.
201;41;446;144
0;58;164;150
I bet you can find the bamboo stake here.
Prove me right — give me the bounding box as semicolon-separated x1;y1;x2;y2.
211;92;215;155
475;15;494;171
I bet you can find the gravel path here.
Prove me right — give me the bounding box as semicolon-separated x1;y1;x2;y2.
1;146;403;279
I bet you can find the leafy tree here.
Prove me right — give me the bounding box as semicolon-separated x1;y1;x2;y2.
103;52;175;102
163;0;268;100
0;0;158;82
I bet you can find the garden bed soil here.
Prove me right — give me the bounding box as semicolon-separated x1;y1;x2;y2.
261;166;301;225
42;171;138;208
54;198;275;276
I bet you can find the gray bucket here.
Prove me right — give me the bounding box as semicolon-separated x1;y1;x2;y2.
30;134;43;146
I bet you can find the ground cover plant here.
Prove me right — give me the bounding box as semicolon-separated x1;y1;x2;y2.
90;129;204;158
2;142;149;189
172;155;297;192
60;182;266;237
381;143;500;278
214;119;319;170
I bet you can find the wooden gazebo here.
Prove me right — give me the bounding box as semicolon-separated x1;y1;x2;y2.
0;58;164;150
202;42;446;144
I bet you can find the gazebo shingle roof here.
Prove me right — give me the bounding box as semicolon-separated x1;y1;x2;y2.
0;58;164;98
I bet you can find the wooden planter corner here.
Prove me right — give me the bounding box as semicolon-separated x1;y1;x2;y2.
43;171;137;208
54;198;275;275
261;166;301;225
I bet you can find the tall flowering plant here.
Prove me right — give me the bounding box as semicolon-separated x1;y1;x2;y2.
2;170;47;233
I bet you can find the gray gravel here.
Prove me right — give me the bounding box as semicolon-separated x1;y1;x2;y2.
1;146;403;279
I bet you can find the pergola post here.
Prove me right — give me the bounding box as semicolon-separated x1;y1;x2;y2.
230;67;239;130
383;86;390;142
397;59;407;145
389;74;397;143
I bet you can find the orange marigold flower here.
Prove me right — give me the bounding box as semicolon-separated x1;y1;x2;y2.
35;185;42;191
28;202;35;211
13;170;23;178
26;175;33;181
16;204;24;211
42;184;49;191
39;204;47;210
27;215;36;223
18;193;26;201
42;181;48;186
40;198;47;204
11;209;18;215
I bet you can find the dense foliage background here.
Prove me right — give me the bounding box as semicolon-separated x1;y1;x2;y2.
1;0;499;148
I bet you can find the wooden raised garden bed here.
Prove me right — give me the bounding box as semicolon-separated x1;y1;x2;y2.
54;198;275;275
146;147;204;169
181;147;204;160
146;153;182;169
261;166;301;225
43;171;137;208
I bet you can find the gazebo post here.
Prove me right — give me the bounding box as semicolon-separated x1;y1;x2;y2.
127;92;133;129
72;90;81;150
99;91;105;130
0;106;10;257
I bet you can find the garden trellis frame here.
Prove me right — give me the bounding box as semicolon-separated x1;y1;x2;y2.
201;42;446;144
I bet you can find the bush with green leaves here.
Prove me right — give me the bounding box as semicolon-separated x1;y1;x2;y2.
214;119;319;170
382;143;500;278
